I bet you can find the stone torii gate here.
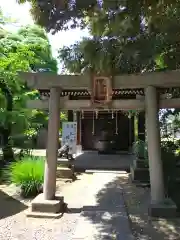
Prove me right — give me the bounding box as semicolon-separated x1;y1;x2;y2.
20;70;180;217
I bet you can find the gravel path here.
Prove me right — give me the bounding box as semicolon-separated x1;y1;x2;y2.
0;172;133;240
120;174;180;240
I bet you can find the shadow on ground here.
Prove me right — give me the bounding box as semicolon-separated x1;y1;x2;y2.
120;175;180;240
73;173;180;239
0;190;27;219
80;175;133;239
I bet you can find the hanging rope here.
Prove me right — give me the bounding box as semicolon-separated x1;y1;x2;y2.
96;110;98;119
116;111;118;134
129;115;132;149
81;110;84;119
92;111;95;135
112;110;114;119
73;110;76;121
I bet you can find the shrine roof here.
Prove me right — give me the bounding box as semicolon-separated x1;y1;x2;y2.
39;87;180;98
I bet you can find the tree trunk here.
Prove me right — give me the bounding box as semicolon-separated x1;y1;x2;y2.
2;128;14;161
0;83;14;162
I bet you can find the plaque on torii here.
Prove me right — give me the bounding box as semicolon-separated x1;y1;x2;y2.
91;76;112;108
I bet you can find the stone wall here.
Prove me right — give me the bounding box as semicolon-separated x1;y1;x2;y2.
36;128;48;149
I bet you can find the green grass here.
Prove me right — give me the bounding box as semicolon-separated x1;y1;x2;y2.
4;156;45;198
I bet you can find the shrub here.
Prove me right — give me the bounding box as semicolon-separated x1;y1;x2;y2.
4;156;45;198
161;140;180;200
133;139;148;160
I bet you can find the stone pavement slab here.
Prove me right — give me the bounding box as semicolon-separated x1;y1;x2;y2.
73;211;133;240
66;172;134;239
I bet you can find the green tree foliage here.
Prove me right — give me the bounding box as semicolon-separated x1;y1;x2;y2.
17;0;180;33
17;25;58;72
0;10;58;160
16;1;180;74
56;2;180;78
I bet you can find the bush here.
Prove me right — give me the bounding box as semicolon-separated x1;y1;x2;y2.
4;156;44;198
161;140;180;198
133;139;148;160
12;134;36;149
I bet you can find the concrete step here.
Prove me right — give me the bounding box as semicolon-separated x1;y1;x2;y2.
130;165;150;183
56;166;75;179
57;158;74;167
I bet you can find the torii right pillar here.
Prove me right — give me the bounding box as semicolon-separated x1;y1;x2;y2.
145;86;164;203
145;86;177;217
145;86;164;213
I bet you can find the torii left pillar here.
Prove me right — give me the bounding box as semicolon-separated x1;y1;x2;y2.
44;87;60;200
27;87;63;218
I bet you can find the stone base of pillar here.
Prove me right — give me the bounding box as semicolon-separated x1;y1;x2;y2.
148;198;177;218
26;194;64;218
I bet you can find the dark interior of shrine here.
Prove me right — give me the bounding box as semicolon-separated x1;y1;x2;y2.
68;110;135;153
